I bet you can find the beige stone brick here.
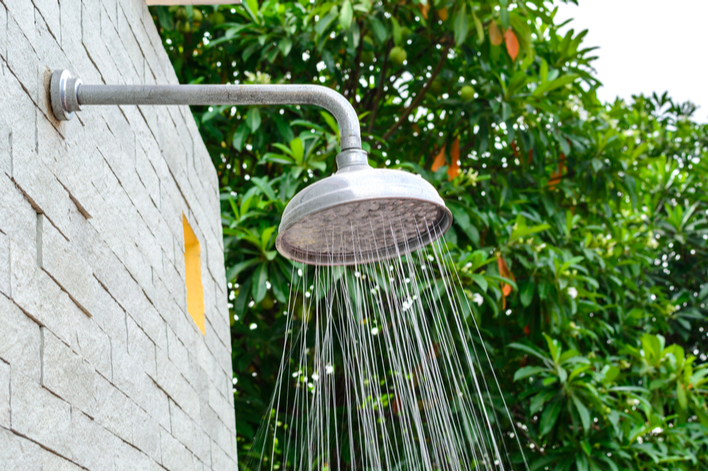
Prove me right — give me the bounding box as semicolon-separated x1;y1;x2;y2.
0;292;41;382
0;426;43;469
11;372;72;458
116;6;144;80
94;374;133;443
38;215;96;316
155;347;199;422
160;428;195;471
127;315;157;379
40;449;79;471
211;438;239;470
6;16;37;104
10;239;80;347
42;328;97;417
2;0;34;47
0;174;35;253
75;314;112;380
71;410;119;470
131;403;162;463
33;0;61;45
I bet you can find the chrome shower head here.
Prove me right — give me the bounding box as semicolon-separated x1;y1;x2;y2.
276;149;452;266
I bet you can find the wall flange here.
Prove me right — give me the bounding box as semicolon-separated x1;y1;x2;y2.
50;70;82;121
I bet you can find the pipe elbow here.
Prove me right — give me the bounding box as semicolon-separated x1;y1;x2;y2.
304;85;361;151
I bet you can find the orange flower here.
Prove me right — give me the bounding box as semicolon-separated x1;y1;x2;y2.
448;137;460;180
504;28;519;60
431;145;446;172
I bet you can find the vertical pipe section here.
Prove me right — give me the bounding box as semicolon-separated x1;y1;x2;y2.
76;83;362;151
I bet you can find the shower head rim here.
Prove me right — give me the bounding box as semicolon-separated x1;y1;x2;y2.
275;195;452;266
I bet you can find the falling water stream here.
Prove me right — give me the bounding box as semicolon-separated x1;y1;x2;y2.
249;220;527;471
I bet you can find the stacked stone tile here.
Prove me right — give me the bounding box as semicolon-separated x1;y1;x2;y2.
0;0;237;469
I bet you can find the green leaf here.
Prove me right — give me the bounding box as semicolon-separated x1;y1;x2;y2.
695;407;708;428
540;399;562;436
271;143;294;157
571;395;591;432
676;383;687;410
391;16;402;46
234;277;252;316
244;0;260;24
543;333;560;363
369;16;387;44
315;10;338;36
274;115;295;143
251;263;268;303
471;8;484;44
499;5;510;30
580;440;591;457
232;123;250;152
155;7;174;30
246;108;261;132
251;177;277;201
448;203;479;244
261;226;276;251
602;365;620;384
226;259;261;282
641;333;661;361
532;74;578;97
320;111;339;136
261;154;293;165
470;273;487;292
520;281;534;307
558;349;580;363
339;1;353;30
453;4;468;47
509;214;551;244
290;138;304;165
513;366;546;381
278;37;292;56
568;363;592;382
530;391;554;413
509;342;550;363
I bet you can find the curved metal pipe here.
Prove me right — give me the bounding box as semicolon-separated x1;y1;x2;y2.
50;70;363;153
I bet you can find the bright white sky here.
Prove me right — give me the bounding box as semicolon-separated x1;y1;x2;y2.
555;0;708;122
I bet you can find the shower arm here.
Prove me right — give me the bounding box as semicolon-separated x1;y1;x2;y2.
50;70;368;169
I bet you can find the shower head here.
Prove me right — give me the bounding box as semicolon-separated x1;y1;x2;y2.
47;69;452;266
275;149;452;266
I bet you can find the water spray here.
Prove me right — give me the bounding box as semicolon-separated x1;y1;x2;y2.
51;70;525;471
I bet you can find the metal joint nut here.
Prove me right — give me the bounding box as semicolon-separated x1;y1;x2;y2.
335;149;369;171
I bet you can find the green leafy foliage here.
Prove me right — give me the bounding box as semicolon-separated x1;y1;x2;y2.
151;0;708;469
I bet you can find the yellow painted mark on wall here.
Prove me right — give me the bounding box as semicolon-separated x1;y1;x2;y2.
183;214;205;335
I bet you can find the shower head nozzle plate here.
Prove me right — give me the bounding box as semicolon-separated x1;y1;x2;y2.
276;163;452;266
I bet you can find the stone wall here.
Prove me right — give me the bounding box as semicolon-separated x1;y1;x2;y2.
0;0;237;469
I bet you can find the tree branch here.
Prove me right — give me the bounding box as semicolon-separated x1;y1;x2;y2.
381;43;451;142
363;41;436;118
